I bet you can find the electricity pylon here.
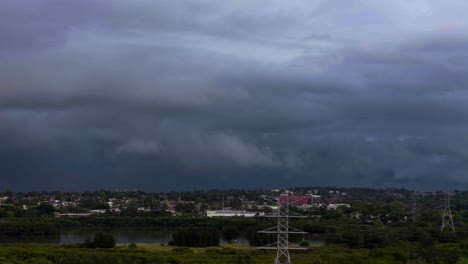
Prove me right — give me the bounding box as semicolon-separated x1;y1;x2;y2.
411;192;417;222
441;193;455;232
258;194;307;264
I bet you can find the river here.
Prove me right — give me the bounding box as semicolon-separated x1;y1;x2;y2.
0;227;324;246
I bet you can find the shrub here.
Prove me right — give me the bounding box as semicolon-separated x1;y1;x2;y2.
81;232;115;248
93;232;115;248
172;227;220;247
299;241;309;247
128;242;137;249
222;226;240;242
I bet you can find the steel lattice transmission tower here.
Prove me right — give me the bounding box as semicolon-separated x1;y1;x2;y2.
441;193;455;232
258;194;307;264
411;192;418;222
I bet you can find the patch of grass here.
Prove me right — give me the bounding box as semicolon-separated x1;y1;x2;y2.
134;243;176;252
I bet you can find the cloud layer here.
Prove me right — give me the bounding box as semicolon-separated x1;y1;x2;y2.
2;0;468;191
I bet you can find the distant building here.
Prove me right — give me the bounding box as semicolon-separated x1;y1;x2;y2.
54;212;92;218
206;210;258;217
310;195;321;204
90;209;107;214
327;204;350;210
137;207;151;212
325;198;340;204
279;192;315;206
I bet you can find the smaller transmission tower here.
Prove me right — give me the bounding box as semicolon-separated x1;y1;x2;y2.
441;193;455;232
411;192;417;222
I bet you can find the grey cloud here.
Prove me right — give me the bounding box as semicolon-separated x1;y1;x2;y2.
116;133;280;168
2;1;468;190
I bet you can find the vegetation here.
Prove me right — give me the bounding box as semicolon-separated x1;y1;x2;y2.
170;227;220;247
3;188;468;262
0;242;467;263
80;233;116;248
0;219;59;235
222;226;240;242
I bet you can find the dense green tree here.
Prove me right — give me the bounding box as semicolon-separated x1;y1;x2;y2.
37;202;55;215
175;202;198;215
92;232;115;248
229;198;243;210
123;202;139;216
171;227;220;247
222;226;240;242
0;207;6;218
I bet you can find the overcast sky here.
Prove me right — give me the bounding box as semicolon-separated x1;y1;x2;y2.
2;0;468;191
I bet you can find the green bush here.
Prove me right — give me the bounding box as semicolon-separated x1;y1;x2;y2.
172;227;220;247
81;232;115;248
299;241;309;247
128;242;137;249
222;226;240;242
93;232;115;248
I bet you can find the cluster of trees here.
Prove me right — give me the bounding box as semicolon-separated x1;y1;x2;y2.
0;219;59;236
0;202;56;218
174;202;198;215
221;226;240;242
53;215;262;229
170;227;220;247
80;232;116;248
0;215;267;236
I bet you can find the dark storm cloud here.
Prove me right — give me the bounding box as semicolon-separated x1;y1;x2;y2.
2;0;468;191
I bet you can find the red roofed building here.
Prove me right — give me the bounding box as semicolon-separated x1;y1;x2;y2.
279;192;311;206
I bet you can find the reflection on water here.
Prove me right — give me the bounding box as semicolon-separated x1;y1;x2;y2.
0;227;173;245
60;227;174;244
0;227;324;246
60;227;253;245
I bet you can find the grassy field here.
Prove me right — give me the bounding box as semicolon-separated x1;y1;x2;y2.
0;242;466;263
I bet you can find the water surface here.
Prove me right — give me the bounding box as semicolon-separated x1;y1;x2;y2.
0;227;324;246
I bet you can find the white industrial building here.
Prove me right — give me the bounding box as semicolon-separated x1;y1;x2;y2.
206;210;258;217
